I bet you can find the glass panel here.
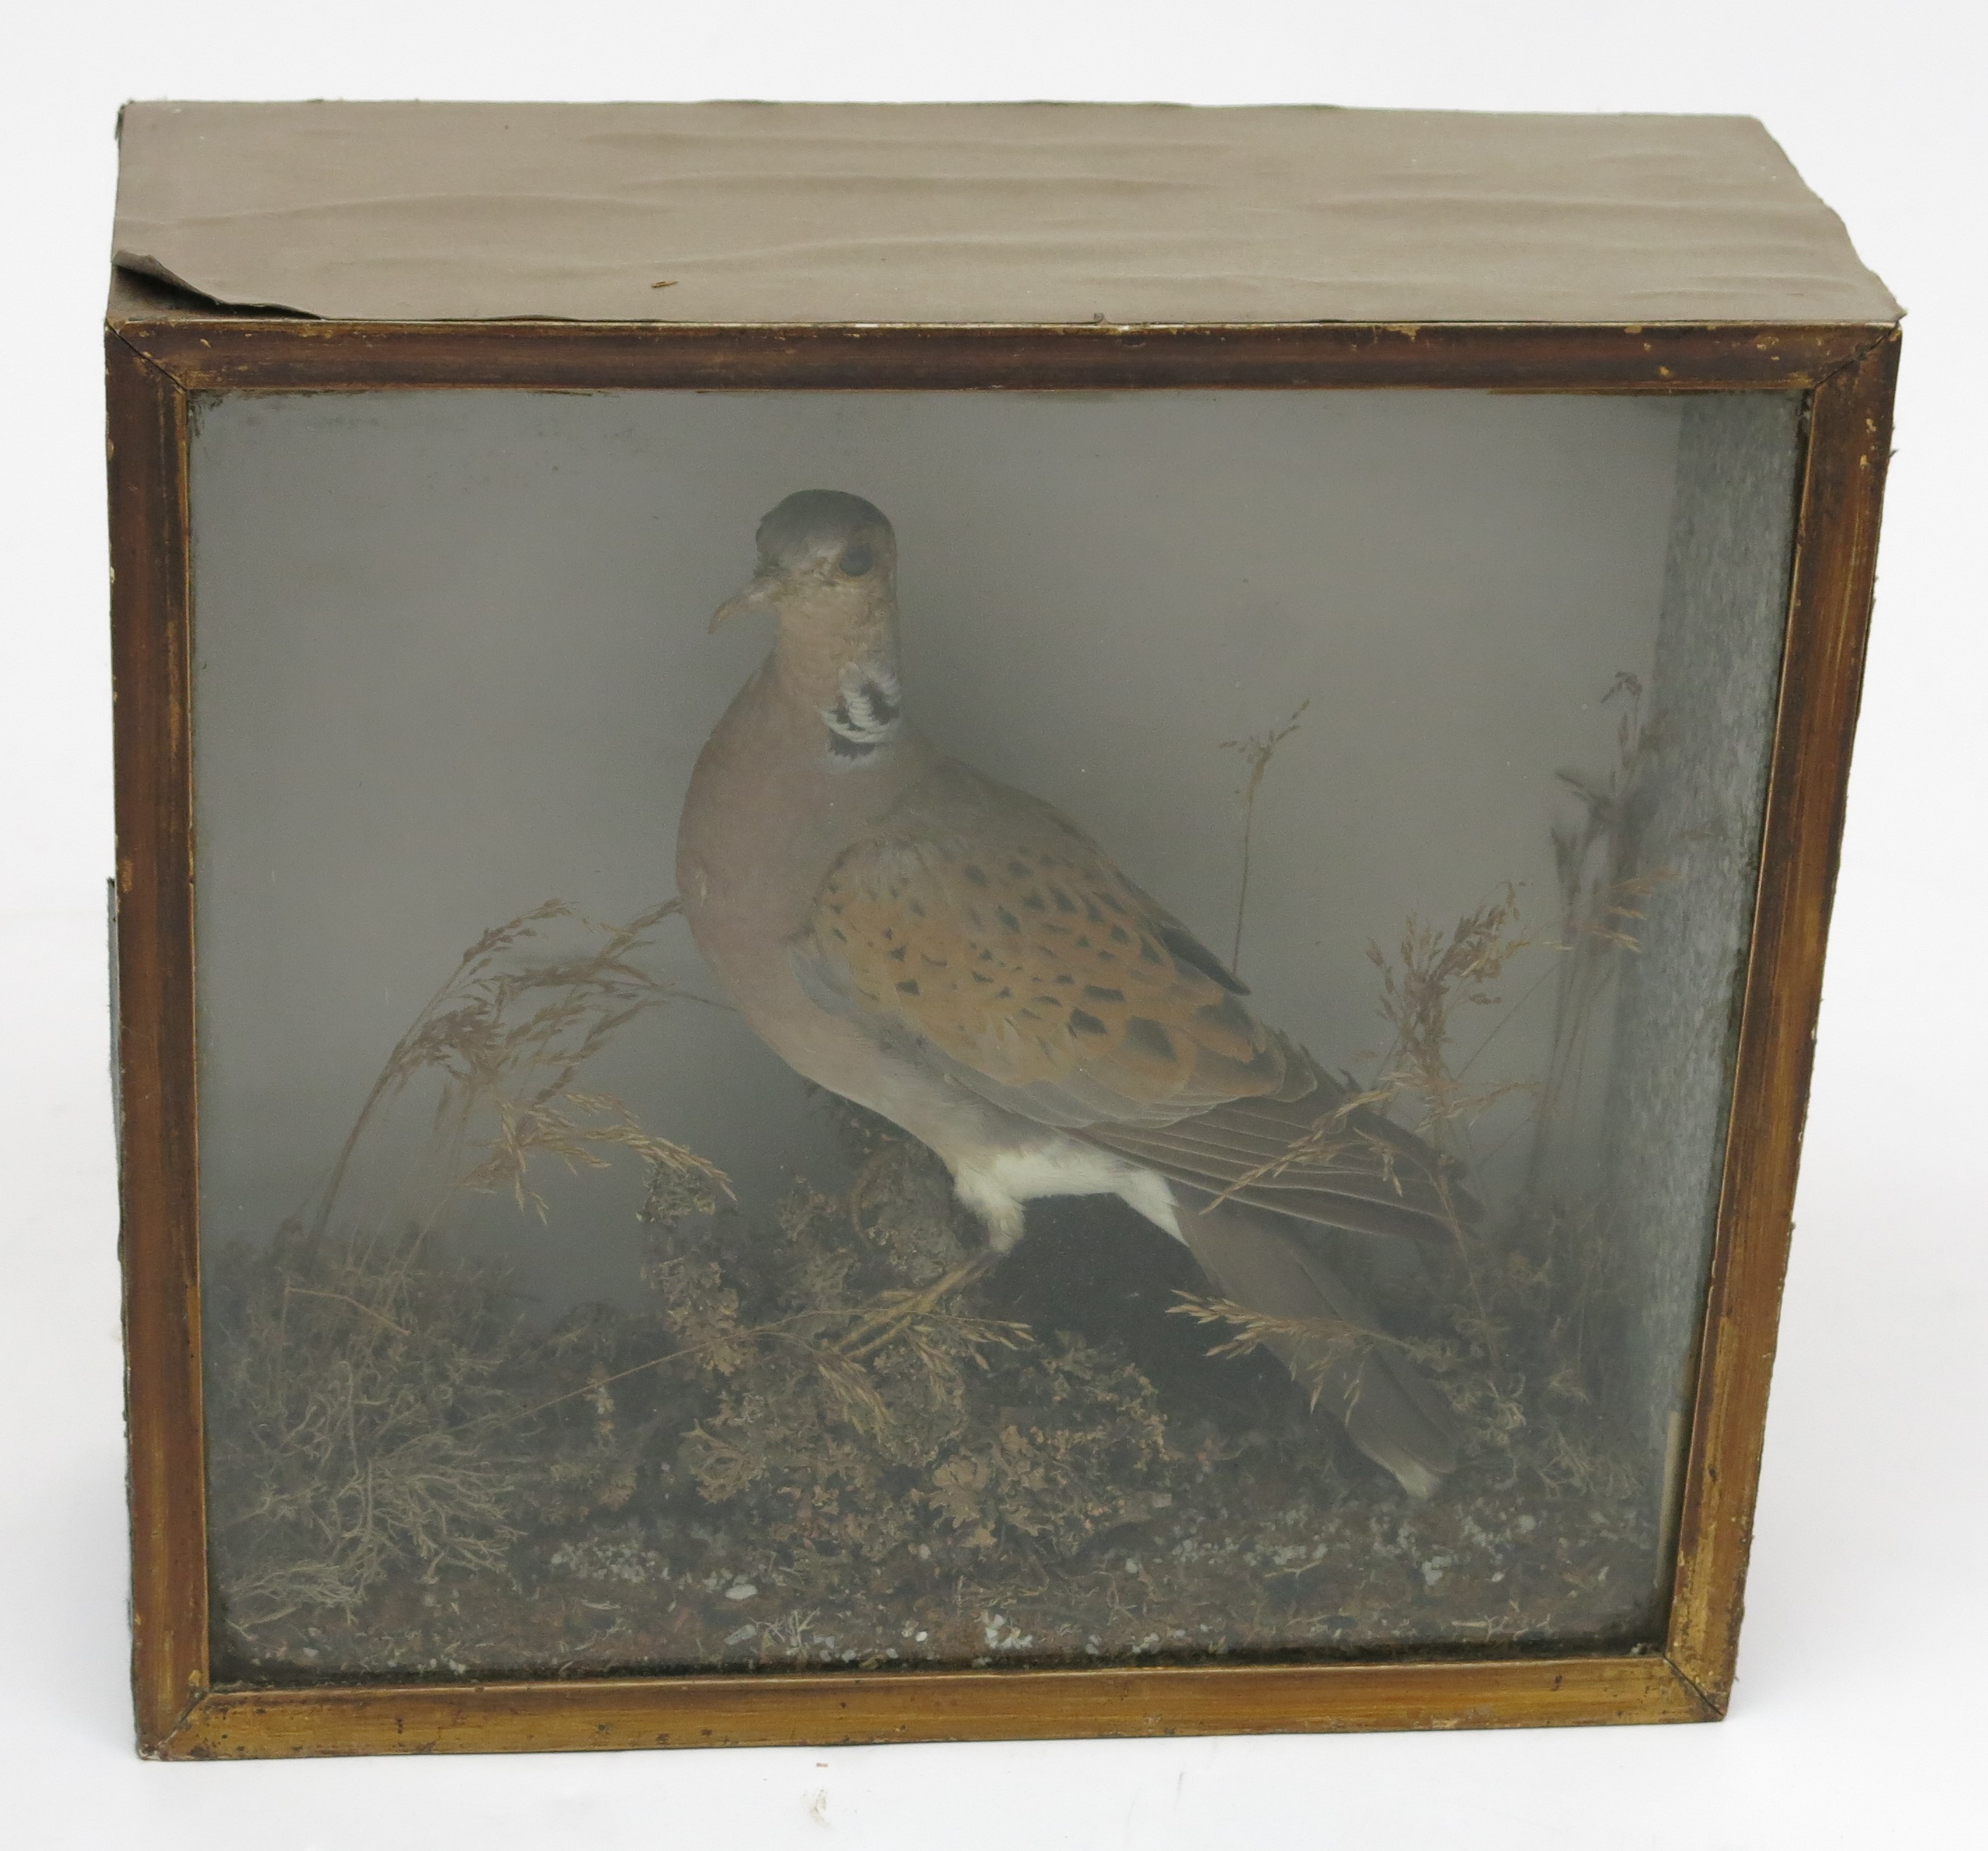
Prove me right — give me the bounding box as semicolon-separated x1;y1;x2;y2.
188;387;1797;1680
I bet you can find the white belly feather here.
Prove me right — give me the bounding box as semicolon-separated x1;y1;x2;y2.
947;1138;1184;1253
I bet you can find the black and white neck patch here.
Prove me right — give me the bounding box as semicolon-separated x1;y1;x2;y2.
823;664;902;765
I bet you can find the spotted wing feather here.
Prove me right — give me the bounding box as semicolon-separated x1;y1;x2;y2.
791;763;1469;1241
791;764;1297;1128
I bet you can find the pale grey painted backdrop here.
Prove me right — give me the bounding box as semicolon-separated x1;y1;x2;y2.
189;388;1689;1311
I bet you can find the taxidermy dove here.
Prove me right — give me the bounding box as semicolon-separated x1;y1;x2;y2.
677;491;1463;1498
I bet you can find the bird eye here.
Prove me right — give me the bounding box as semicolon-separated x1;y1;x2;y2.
838;540;875;578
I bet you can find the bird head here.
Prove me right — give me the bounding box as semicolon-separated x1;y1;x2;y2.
710;490;898;633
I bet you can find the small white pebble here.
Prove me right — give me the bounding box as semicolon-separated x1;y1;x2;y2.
724;1582;758;1601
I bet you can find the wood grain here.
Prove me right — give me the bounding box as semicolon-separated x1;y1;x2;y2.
109;313;1887;395
156;1655;1706;1758
107;331;208;1750
1663;332;1902;1707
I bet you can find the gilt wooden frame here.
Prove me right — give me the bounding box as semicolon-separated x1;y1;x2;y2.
109;280;1898;1757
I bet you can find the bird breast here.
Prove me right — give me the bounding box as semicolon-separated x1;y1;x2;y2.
675;660;929;1076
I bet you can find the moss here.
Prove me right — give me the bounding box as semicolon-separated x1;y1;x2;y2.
203;1225;535;1625
205;849;1668;1683
207;1112;1661;1683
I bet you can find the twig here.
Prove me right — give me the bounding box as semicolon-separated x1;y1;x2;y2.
281;1285;411;1338
1219;699;1309;977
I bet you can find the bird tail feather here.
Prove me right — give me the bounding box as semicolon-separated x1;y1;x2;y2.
1175;1194;1459;1499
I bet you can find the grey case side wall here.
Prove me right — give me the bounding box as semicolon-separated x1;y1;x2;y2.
1607;393;1804;1473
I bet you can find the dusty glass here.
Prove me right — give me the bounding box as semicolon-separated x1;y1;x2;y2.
186;387;1799;1680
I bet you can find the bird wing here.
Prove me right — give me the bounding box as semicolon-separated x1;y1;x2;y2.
1081;1080;1475;1244
789;761;1469;1241
791;760;1292;1126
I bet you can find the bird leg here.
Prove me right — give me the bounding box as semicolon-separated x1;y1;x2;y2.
835;1250;997;1361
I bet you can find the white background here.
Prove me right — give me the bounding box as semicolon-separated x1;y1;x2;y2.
2;5;1980;1844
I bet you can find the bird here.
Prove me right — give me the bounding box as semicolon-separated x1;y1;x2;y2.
676;489;1464;1498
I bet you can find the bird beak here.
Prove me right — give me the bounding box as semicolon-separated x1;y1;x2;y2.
709;573;783;632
